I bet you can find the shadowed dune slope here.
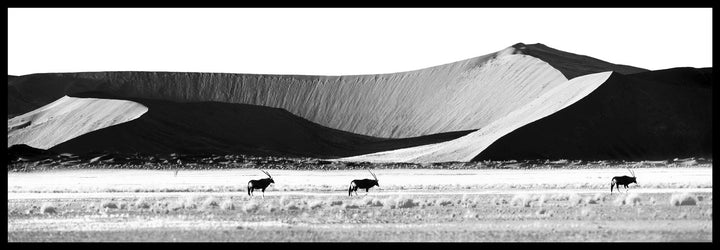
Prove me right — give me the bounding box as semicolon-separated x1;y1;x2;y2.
473;67;712;161
7;85;40;119
48;92;473;158
512;43;649;79
7;75;105;118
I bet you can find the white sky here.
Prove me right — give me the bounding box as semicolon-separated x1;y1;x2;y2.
7;8;713;76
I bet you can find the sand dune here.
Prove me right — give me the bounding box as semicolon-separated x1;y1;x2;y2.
337;72;613;163
47;92;471;158
7;49;568;138
7;96;148;149
7;43;712;163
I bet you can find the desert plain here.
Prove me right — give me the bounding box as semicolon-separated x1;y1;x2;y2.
7;161;712;242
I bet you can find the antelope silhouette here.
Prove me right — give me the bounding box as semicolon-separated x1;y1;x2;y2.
349;170;379;196
611;168;637;193
248;170;274;198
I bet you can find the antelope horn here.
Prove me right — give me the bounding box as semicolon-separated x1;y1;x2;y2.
368;170;377;180
627;168;634;177
261;170;272;178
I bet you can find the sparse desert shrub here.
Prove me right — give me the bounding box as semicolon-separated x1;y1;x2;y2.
586;193;604;204
201;197;219;210
536;208;548;216
41;203;57;214
419;201;427;209
511;194;532;207
552;193;570;201
243;201;260;213
580;207;594;217
592;193;606;202
437;198;454;207
308;200;324;210
492;197;507;206
279;196;292;206
368;198;383;207
220;199;235;210
168;201;184;211
472;196;484;204
154;200;169;208
343;203;360;209
382;197;397;209
585;197;597;204
396;198;418;209
464;209;479;219
613;194;628;206
182;196;198;209
152;207;169;214
151;200;169;213
537;195;548;206
285;202;302;211
134;198;151;209
625;193;641;206
568;194;584;206
101;200;118;209
362;196;375;206
330;200;343;206
264;201;281;213
461;194;470;203
670;193;697;206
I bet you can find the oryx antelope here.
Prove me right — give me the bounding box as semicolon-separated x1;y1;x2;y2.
349;170;379;196
610;168;638;193
248;170;275;198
